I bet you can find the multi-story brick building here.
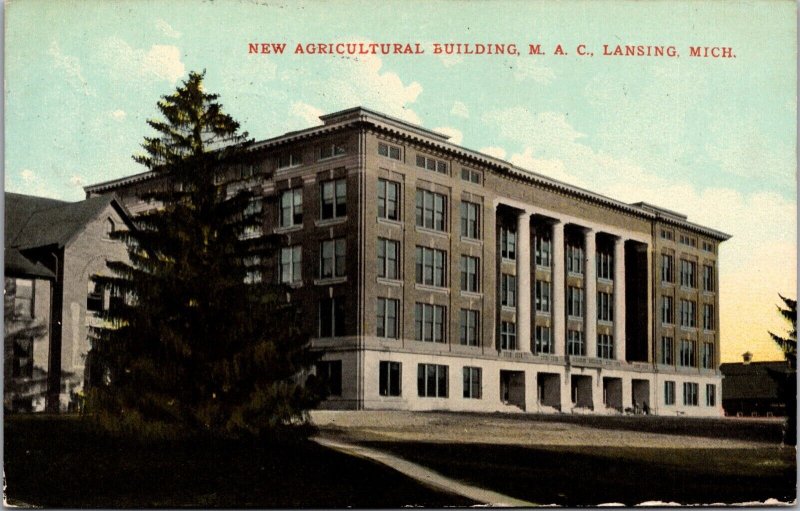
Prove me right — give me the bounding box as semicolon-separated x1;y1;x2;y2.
85;107;730;417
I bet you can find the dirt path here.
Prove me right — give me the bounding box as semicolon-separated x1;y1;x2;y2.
311;410;768;449
312;436;534;507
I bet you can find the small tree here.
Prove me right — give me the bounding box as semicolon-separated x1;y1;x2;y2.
769;295;796;369
86;71;319;438
4;279;47;412
768;294;796;445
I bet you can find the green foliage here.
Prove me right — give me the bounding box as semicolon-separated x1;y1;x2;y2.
86;71;320;439
769;294;796;369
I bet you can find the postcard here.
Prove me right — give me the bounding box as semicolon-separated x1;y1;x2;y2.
4;0;797;507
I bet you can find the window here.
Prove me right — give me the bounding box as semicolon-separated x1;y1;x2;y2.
280;188;303;227
703;265;714;292
378;179;400;221
377;298;400;339
703;304;715;330
683;382;699;406
706;384;716;406
319;297;345;338
461;168;482;184
679;234;697;248
415;190;447;231
535;326;552;354
535;281;551;313
567;286;584;318
460;256;480;292
701;342;714;369
535;234;552;267
239;164;256;179
278;152;302;169
680;259;696;288
463;367;482;399
319;142;346;159
597;334;614;359
460;201;480;239
459;309;480;346
320;239;346;279
679;339;696;367
661;296;674;324
414;303;446;343
320;179;347;219
660;229;674;241
12;279;34;319
418;364;448;398
702;241;714;253
680;300;697;328
501;274;516;307
378;142;401;160
567;244;584;274
661;254;674;283
379;361;402;396
245;197;263;217
500;226;516;260
316;360;342;396
416;154;448;174
415;247;447;287
500;321;517;350
281;246;302;284
664;381;676;405
244;255;262;284
596;252;613;280
660;336;674;365
597;291;613;322
567;330;585;356
377;238;400;280
105;218;115;238
86;280;104;313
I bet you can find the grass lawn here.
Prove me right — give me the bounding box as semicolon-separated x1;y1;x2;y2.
4;415;475;508
365;441;797;506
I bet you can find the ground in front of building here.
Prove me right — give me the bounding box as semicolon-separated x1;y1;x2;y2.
3;415;475;508
312;410;797;506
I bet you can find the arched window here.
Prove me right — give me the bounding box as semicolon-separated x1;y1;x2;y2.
106;218;115;238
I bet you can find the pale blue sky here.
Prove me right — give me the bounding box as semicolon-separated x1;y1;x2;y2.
5;0;796;361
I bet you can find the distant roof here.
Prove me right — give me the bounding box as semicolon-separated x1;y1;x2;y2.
5;192;128;250
5;247;54;279
720;361;792;400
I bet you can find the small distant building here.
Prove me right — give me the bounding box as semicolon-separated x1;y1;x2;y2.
4;192;133;413
720;355;792;417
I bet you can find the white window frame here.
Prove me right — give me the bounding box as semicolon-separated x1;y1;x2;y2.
280;245;302;284
377;238;400;280
377;298;400;339
500;321;517;350
414;303;446;343
280;188;303;228
320;238;346;279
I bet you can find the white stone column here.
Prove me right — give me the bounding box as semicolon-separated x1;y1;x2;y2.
551;221;565;356
517;211;531;352
614;237;626;361
584;229;597;358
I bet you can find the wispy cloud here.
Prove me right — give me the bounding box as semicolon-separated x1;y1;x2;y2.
48;41;93;96
155;19;181;39
451;101;469;119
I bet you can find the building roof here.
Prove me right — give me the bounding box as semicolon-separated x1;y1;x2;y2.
720;361;792;400
5;192;129;251
84;106;731;241
4;247;55;279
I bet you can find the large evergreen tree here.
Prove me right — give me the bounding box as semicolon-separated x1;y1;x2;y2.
87;71;319;438
767;294;796;445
